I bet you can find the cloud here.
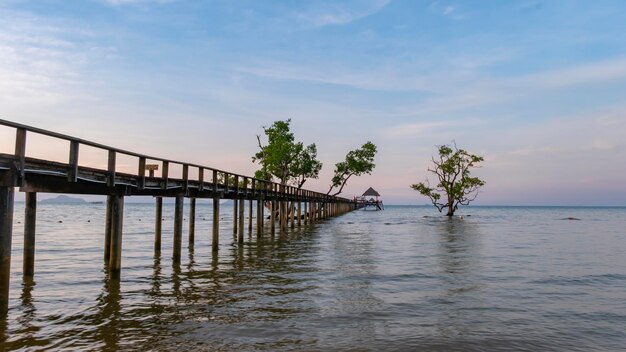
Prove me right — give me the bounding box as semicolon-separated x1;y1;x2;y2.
293;0;391;27
103;0;175;5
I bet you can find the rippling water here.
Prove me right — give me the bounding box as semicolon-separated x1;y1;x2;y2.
1;203;625;351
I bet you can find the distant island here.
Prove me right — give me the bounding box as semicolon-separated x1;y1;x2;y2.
40;195;88;204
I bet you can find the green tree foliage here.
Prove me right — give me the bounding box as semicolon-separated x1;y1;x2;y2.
411;143;485;216
252;119;322;188
327;141;377;196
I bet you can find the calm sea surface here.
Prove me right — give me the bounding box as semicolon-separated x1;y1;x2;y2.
1;203;625;351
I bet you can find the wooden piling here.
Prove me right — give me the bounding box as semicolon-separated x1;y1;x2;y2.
297;201;302;227
270;200;276;236
108;194;124;279
248;199;253;233
256;198;263;237
238;197;244;243
23;192;36;277
280;199;286;232
173;195;183;264
189;197;196;245
290;200;295;229
155;197;162;253
104;195;113;262
212;197;219;252
0;186;15;316
233;198;238;235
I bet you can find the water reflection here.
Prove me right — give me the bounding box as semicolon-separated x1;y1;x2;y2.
98;277;121;351
432;217;487;340
435;217;483;275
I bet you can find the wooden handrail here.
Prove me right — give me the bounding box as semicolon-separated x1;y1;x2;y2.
0;118;350;202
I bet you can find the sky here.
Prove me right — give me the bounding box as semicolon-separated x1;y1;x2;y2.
1;0;625;205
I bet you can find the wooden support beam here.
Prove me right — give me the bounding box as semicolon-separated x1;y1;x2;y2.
270;200;276;236
161;161;169;189
137;157;146;189
248;199;253;233
68;141;79;182
104;195;113;262
290;200;295;229
297;200;302;227
182;164;189;190
198;168;204;191
15;128;26;185
189;197;196;246
173;195;183;264
212;170;218;193
238;197;244;244
108;194;124;280
233;195;238;235
155;196;162;253
23;192;36;278
212;197;219;252
107;151;116;187
0;186;15;316
256;198;263;237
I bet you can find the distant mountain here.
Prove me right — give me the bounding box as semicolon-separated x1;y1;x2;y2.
41;195;88;204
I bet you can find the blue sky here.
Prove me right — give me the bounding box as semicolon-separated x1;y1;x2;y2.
1;0;626;205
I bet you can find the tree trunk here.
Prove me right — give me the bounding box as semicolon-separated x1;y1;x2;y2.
446;204;454;217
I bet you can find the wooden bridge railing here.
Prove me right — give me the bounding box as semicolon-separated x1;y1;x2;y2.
0;118;357;316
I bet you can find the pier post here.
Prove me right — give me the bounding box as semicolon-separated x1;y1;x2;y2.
233;198;238;236
173;195;183;264
108;194;124;280
248;199;253;234
212;197;219;252
256;198;263;237
279;199;286;232
189;197;196;246
290;201;295;229
23;192;36;278
297;201;302;227
304;201;308;225
270;200;276;236
155;197;162;253
238;198;244;244
0;186;15;316
104;195;113;262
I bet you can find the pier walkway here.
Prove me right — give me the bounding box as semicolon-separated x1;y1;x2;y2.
0;118;357;316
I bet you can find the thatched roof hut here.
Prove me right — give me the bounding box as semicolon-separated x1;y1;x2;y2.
362;187;380;197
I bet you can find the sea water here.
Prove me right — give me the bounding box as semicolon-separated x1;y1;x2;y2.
1;204;625;351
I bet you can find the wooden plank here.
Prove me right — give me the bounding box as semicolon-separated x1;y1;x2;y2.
68;141;79;182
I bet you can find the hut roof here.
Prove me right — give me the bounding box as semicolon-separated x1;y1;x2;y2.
362;187;380;197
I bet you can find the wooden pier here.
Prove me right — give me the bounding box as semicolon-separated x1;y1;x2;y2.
0;119;357;316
